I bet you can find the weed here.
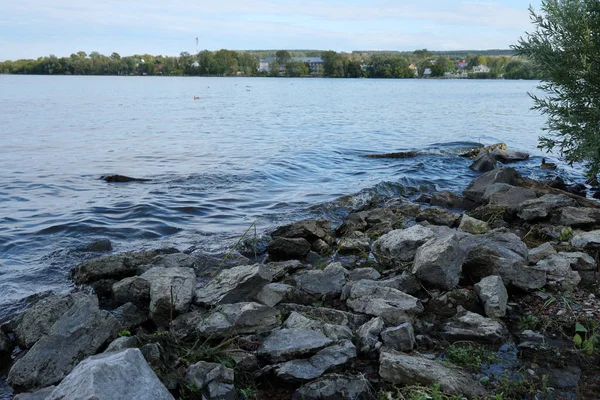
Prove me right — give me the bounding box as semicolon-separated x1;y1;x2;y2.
573;320;599;355
378;383;466;400
118;329;132;337
443;343;499;372
557;227;574;242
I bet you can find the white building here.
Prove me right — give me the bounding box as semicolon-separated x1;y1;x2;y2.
472;65;490;73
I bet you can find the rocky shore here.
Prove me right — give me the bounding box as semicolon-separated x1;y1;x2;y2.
1;166;600;400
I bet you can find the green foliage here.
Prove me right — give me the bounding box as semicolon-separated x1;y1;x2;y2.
513;0;600;177
378;383;466;400
118;329;132;337
557;227;574;242
573;320;599;355
286;61;310;77
444;344;499;372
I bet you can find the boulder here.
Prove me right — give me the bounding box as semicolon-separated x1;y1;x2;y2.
474;276;508;318
571;230;600;250
463;167;523;204
258;329;333;363
173;302;280;340
105;336;138;353
275;340;356;382
292;374;372;400
100;175;151;183
267;237;312;261
527;243;557;265
441;311;507;343
379;349;485;398
416;208;461;227
559;207;600;228
46;348;173;400
381;322;415;352
356;317;384;355
195;264;272;306
336;213;368;237
517;194;578;221
427;289;481;318
534;253;585;290
140;343;162;365
110;302;148;331
186;361;234;400
283;312;353;341
412;234;465;290
0;330;11;355
372;225;435;265
149;252;196;269
490;148;529;163
337;231;370;255
193;251;252;277
79;238;112;252
263;260;305;281
347;267;381;281
484;184;537;211
13;386;56;400
458;214;490;234
140;266;196;326
255;283;314;307
431;191;474;210
276;304;369;330
112;276;151;308
469;151;497;172
293;263;348;298
8;294;121;390
272;219;332;243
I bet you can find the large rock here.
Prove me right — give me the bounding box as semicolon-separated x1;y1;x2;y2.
272;219;332;242
372;225;435;265
140;266;196;326
490;148;529;164
0;330;11;356
463;167;523;204
527;243;557;265
558;207;600;228
412;234;465;290
195;264;272;306
186;361;235;400
283;312;352;341
379;349;485;398
431;191;474;210
441;311;507;343
255;283;314;307
381;322;415;352
337;231;371;255
518;194;578;221
110;302;148;332
13;386;56;400
474;276;508;318
173;302;280;339
469;151;497;172
105;336;138;353
276;304;370;330
458;214;490;234
346;280;423;325
571;230;600;250
484;184;537;210
293;263;347;298
8;294;121;390
112;276;151;308
347;267;381;281
257;329;333;363
416;208;461;227
263;260;305;281
267;237;312;261
46;348;174;400
356;317;384;355
534;253;585;290
292;374;372;400
275;340;356;382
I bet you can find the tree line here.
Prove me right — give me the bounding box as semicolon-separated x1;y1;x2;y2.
0;49;539;80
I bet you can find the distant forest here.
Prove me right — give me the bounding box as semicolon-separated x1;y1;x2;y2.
0;49;538;79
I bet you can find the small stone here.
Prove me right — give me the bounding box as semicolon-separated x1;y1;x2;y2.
257;329;333;363
474;276;508;318
381;322;415;352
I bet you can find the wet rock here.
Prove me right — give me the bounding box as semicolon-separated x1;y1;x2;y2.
283;312;353;341
416;208;461;227
100;175;151;183
527;242;557;265
263;259;305;280
372;225;435;265
337;231;370;255
458;214;490;234
272;219;332;242
336;213;368;236
13;386;56;400
186;361;234;400
517;194;578;221
346;280;424;325
292;374;372;400
381;322;415;352
258;329;333;363
469;151;497;172
484;184;537;210
195;264;272;306
356;317;384;355
110;302;148;331
293;263;348;298
412;234;465;290
193;251;252;276
47;348;173;400
79;238;112;252
105;336;138;353
474;276;508;318
148;252;196;270
431;191;474;210
275;340;356;382
255;283;314;307
112;275;151;309
379;349;485;398
276;304;369;329
441;311;507;343
535;253;584;290
571;230;600;249
490;148;529;163
462;143;507;158
347;267;381;281
174;302;280;339
559;207;600;228
8;294;121;390
267;237;312;261
463;167;523;204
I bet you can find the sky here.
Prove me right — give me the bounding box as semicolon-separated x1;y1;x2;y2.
0;0;543;61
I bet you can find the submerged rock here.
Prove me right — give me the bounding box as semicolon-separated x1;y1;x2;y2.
100;175;151;183
79;238;113;252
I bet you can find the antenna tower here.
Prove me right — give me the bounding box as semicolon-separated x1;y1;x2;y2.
196;37;199;56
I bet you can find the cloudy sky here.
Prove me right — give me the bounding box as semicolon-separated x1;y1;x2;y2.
0;0;542;60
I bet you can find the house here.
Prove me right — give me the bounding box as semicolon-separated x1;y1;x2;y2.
408;63;419;77
472;64;490;73
423;68;432;77
259;57;324;74
457;61;468;69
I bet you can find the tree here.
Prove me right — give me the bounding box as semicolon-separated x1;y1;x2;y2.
275;50;291;65
513;0;600;176
430;56;452;77
286;61;309;77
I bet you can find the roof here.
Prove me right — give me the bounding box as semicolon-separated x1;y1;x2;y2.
260;56;323;63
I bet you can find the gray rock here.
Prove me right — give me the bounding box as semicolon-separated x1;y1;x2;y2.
356;317;384;355
257;329;333;363
193;251;252;277
381;323;415;352
112;276;151;308
535;253;585;290
174;302;280;339
267;237;312;261
292;374;372;400
528;243;557;265
0;330;11;355
140;267;196;327
372;225;435;265
263;260;305;281
431;191;473;210
559;207;600;228
141;343;162;365
195;264;272;306
442;311;507;343
275;340;356;382
428;289;481;318
275;304;369;330
8;294;121;390
13;386;56;400
272;219;332;242
105;336;138;353
337;231;371;255
490;148;529;163
518;194;578;221
46;348;174;400
474;276;508;318
346;280;424;325
458;214;490;234
347;267;381;281
484;184;537;210
293;263;347;298
379;274;422;295
336;213;368;236
110;302;148;331
282;312;353;341
79;238;112;252
463;167;523;204
412;234;465;290
379;349;485;398
149;252;196;269
571;230;600;250
416;208;461;227
186;361;235;400
255;283;314;307
469;151;497;172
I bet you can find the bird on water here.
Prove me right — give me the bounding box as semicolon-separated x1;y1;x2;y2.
540;158;557;170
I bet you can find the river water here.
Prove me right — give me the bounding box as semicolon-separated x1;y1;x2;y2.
0;75;583;323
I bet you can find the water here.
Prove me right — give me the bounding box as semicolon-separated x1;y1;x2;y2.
0;75;583;322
